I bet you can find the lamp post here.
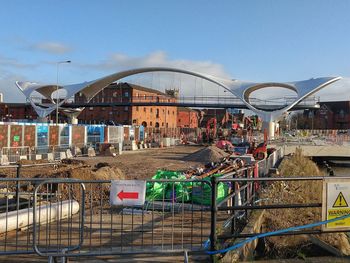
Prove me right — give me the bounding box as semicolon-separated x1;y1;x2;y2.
56;60;71;125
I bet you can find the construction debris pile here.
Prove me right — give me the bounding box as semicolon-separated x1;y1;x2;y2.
146;146;247;206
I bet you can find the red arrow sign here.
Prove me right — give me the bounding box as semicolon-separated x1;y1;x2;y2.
117;190;139;201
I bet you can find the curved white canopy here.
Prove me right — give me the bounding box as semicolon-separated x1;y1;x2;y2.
16;67;341;121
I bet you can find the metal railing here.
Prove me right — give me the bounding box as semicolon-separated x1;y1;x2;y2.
1;155;349;261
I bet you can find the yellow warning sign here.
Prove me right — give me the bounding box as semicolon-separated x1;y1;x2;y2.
327;208;350;228
333;192;348;208
323;180;350;231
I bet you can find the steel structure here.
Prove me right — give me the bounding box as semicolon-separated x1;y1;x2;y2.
16;67;341;125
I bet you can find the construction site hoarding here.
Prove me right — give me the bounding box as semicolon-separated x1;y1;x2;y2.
49;125;59;146
0;125;8;148
107;126;123;143
71;125;85;147
123;126;130;141
23;125;36;147
60;125;70;146
87;125;104;144
36;124;49;147
10;125;23;147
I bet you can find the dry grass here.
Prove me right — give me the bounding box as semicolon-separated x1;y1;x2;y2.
262;147;350;257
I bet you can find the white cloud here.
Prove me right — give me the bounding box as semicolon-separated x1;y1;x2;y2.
84;51;231;78
313;77;350;102
31;41;72;54
80;51;232;97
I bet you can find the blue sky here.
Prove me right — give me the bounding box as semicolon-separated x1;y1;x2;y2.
1;0;350;102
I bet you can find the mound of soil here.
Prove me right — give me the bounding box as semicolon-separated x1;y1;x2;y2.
17;159;49;165
93;166;125;181
183;145;228;163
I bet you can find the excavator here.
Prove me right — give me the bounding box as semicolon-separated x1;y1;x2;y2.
247;129;268;160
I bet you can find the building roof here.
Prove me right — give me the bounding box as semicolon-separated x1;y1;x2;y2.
178;107;196;112
109;82;169;96
320;101;350;114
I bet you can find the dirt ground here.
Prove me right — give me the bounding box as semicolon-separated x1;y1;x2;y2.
77;145;205;180
0;145;206;181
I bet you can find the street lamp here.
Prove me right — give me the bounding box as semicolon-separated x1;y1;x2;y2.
56;60;71;125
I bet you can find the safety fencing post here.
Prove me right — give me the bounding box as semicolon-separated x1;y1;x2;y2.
210;175;217;261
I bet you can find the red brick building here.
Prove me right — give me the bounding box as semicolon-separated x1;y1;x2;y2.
76;82;178;128
0;103;38;121
177;107;199;128
304;101;350;129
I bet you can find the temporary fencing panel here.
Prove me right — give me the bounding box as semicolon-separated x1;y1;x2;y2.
71;126;85;147
86;125;104;144
139;125;145;141
134;126;140;141
10;125;23;147
0;174;212;259
49;125;59;146
36;125;49;148
123;126;129;141
23;125;36;147
107;126;123;143
0;125;9;148
59;125;70;146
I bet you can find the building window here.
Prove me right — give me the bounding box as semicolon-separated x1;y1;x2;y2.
124;91;129;97
124;106;128;112
173;111;175;115
150;121;153;126
144;107;146;112
102;107;105;111
166;123;168;128
113;92;117;97
133;119;137;124
136;106;139;111
150;108;153;113
167;110;170;115
109;111;113;115
162;122;164;127
156;109;159;118
89;107;93;110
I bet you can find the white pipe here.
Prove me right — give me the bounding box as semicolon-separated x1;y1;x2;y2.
0;200;79;234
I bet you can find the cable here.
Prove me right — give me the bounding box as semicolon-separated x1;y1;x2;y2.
206;212;350;255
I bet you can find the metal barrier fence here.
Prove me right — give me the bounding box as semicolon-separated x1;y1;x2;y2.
0;144;101;164
210;175;350;254
0;175;214;260
2;154;345;261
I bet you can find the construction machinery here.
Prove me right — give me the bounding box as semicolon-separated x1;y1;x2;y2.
247;129;268;160
206;118;217;142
